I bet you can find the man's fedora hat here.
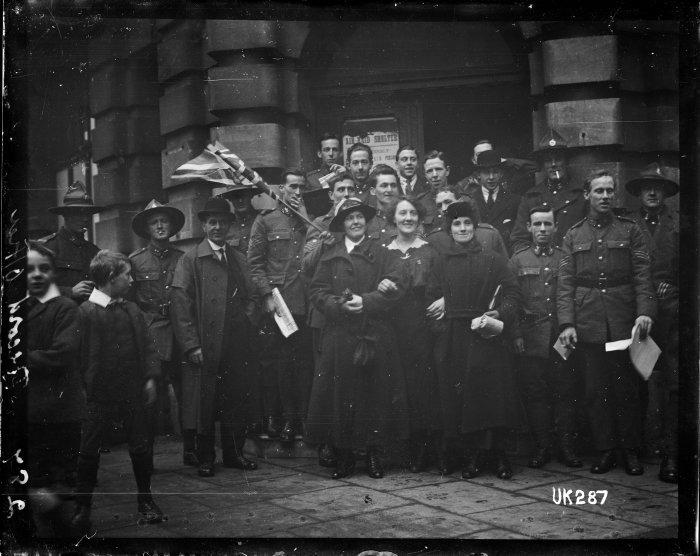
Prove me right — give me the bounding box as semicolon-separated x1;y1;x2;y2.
131;199;185;239
625;163;679;198
197;196;235;221
474;150;505;169
329;197;376;232
49;181;104;214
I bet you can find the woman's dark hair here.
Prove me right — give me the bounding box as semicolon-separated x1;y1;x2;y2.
443;196;480;234
385;196;427;226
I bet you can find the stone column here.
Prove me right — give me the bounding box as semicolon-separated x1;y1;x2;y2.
524;22;679;210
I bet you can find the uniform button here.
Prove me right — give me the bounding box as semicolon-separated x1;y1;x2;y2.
381;229;386;233
563;210;567;214
165;285;169;290
544;282;549;286
544;267;549;271
598;256;603;260
546;297;551;301
598;239;603;244
601;289;607;293
548;313;552;317
565;200;570;204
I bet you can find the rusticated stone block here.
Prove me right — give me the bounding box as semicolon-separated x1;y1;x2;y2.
155;19;176;31
530;104;548;150
90;63;125;116
165;182;213;240
529;44;544;96
118;19;154;57
92;159;126;206
279;21;310;59
92;111;126;163
158;20;206;83
124;57;160;107
207;64;282;111
543;36;619;86
161;128;211;189
518;22;542;40
621;97;652;151
617;35;645;92
545;98;623;147
124;107;161;155
213;123;286;168
127;154;163;203
645;35;678;91
205;20;278;54
159;75;208;135
89;29;117;69
649;103;679;151
95;207;138;253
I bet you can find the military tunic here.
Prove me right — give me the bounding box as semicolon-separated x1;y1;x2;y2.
557;213;657;452
42;227;99;301
510;178;587;252
226;212;257;255
129;244;184;362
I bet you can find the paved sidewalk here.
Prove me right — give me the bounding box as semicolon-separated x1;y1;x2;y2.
45;436;678;541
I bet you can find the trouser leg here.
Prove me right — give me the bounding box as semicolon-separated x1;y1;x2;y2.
517;356;551;450
277;320;313;424
75;402;114;507
550;353;579;449
579;344;617;452
609;351;642;451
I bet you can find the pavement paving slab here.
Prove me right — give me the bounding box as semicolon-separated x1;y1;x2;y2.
283;503;490;538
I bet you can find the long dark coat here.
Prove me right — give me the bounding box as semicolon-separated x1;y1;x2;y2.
27;294;85;423
427;238;523;437
170;240;261;434
387;239;442;432
305;237;410;449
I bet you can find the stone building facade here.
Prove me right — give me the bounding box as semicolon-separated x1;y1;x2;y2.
21;19;680;253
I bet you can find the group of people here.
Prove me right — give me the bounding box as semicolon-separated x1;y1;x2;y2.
26;129;679;536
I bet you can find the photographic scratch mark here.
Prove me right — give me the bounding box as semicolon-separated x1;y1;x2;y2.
74;530;96;546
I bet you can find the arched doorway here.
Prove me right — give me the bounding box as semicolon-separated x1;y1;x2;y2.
300;21;531;181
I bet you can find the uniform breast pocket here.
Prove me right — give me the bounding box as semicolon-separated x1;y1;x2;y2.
518;267;542;298
267;230;292;259
572;241;592;264
133;271;159;283
606;240;631;272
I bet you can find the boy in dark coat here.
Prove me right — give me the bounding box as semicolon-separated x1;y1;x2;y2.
26;242;84;534
71;250;162;534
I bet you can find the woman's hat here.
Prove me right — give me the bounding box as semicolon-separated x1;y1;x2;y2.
131;199;185;239
329;197;376;232
197;196;235;221
445;199;480;223
624;163;679;198
49;181;104;214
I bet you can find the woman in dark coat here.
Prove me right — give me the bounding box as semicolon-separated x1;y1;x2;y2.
306;198;409;479
427;199;522;480
385;197;446;474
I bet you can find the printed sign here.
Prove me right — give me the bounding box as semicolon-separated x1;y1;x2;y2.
342;117;400;170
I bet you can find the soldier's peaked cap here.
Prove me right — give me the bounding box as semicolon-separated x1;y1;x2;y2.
533;128;569;156
49;181;104;214
131;199;185;239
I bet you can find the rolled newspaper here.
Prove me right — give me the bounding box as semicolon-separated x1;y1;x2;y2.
470;314;504;339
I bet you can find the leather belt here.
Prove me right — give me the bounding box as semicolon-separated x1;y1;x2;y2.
576;277;629;289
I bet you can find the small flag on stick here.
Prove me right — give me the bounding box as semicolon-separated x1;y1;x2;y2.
171;149;249;188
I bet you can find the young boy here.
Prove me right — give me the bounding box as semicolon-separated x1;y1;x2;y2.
26;242;84;534
72;250;163;533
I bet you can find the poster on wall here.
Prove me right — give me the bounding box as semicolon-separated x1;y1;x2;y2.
342;117;400;170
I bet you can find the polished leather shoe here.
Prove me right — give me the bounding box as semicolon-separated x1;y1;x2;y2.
659;455;678;483
495;452;513;480
331;459;355;480
70;505;93;535
197;462;215;477
137;498;164;524
318;444;337;468
622;450;644;476
223;454;258;471
366;449;384;479
461;453;481;479
527;447;550;469
558;447;583;468
183;451;199;467
279;421;295;443
590;450;616;474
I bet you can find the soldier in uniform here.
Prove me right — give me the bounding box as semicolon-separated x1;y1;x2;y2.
510;129;587;252
306;132;344;192
558;169;656;476
366;164;400;247
42;180;103;303
248;169;313;443
509;206;583;469
625;163;679;483
129;200;188;464
464;150;521;255
222;183;260;255
346;143;374;203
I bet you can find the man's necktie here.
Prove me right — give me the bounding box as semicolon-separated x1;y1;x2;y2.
218;248;227;265
487;190;495;210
